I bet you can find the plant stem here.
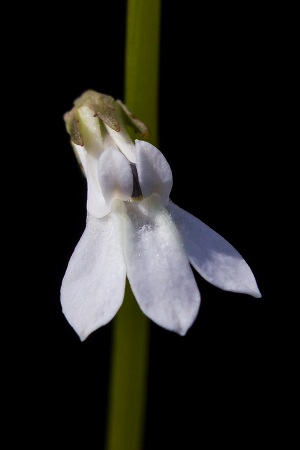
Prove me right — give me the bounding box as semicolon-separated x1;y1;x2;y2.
105;1;161;449
125;0;161;145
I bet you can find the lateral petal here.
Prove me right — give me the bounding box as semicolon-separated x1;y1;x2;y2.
168;201;262;298
60;207;126;340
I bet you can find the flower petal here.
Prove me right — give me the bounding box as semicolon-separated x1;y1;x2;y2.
72;142;87;175
72;141;110;219
104;109;136;162
60;207;126;340
86;152;111;218
98;147;133;208
167;201;262;298
122;194;200;335
135;140;173;205
75;106;109;218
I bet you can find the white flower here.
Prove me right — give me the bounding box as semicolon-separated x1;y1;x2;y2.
61;91;261;341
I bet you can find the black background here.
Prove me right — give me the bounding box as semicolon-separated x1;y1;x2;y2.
8;1;290;449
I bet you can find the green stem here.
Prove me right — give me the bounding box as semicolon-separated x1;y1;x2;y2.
105;1;161;450
105;281;150;450
125;0;161;146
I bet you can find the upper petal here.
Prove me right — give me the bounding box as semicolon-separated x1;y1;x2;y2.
104;111;136;163
86;152;111;218
72;142;110;220
167;201;262;298
135;140;173;205
98;147;133;208
60;206;127;340
122;194;200;336
72;106;110;218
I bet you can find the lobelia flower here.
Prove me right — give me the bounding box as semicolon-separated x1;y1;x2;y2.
61;90;261;341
